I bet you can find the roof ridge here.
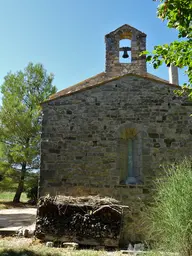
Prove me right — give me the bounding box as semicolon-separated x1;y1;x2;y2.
44;72;180;104
105;24;146;37
49;72;106;100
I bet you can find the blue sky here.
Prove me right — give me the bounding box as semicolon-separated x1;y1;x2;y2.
0;0;187;102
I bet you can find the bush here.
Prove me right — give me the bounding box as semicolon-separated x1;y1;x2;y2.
27;185;38;204
25;172;39;205
146;158;192;256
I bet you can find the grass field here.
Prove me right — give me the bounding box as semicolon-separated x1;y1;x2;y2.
0;191;28;202
0;191;28;209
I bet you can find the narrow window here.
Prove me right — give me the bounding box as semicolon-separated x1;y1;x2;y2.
119;128;141;185
126;138;137;184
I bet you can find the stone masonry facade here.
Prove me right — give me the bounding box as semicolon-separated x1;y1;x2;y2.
40;75;192;242
40;25;192;244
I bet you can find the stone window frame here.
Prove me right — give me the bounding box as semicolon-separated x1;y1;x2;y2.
116;124;144;185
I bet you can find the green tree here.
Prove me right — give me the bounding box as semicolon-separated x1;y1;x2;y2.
145;0;192;94
0;63;57;203
0;142;18;191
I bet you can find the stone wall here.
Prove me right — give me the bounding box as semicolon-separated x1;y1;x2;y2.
40;75;192;243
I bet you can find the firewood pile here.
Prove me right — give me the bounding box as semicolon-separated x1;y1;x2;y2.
35;195;123;247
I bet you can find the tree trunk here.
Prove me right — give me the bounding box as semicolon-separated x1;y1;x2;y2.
13;162;26;203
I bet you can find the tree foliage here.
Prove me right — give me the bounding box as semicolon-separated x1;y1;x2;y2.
145;0;192;95
0;63;57;202
0;143;19;191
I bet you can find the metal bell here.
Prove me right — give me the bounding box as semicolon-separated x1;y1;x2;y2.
122;49;129;59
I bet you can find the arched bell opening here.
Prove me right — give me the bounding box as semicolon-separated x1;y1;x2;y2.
119;39;131;64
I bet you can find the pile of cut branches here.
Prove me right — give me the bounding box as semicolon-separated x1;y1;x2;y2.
35;195;122;247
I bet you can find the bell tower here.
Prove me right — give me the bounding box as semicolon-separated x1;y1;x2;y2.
105;24;147;76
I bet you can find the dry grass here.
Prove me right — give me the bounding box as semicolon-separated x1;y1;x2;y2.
0;237;124;256
50;195;120;207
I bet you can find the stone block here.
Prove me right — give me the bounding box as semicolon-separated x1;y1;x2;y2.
62;242;78;250
46;242;53;247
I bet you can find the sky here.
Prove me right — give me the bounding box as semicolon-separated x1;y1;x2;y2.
0;0;187;103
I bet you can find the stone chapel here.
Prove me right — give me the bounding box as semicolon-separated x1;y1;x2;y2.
39;24;192;241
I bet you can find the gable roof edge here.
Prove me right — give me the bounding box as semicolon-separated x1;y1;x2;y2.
41;73;180;105
105;24;146;37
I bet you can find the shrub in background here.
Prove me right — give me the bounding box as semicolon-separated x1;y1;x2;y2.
146;158;192;256
25;172;39;205
27;184;38;205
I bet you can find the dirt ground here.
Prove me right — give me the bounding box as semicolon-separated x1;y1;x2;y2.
0;207;36;234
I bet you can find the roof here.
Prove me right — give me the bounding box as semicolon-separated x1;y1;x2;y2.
105;24;147;38
49;72;106;100
44;72;180;104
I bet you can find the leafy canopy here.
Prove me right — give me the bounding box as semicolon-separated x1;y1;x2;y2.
145;0;192;94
